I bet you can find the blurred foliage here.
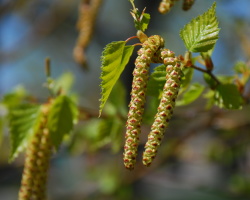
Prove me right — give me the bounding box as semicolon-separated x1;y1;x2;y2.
1;0;250;200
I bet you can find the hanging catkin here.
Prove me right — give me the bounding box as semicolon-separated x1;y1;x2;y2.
73;0;103;68
123;35;164;170
143;49;182;167
19;105;52;200
158;0;178;14
182;0;195;11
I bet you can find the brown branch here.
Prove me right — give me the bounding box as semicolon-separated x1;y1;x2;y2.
191;64;221;86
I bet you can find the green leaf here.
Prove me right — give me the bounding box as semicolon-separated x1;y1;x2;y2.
203;90;216;109
48;95;78;149
176;83;205;106
140;13;150;32
234;61;248;74
9;104;42;162
180;67;194;90
217;75;235;84
180;2;220;52
53;72;74;95
143;96;160;125
104;80;127;117
69;117;123;154
2;85;27;109
203;73;217;88
147;65;166;96
99;41;134;116
109;118;123;153
214;84;243;109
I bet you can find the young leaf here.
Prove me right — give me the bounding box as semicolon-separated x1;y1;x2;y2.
180;67;194;90
217;75;235;84
139;13;150;32
180;2;220;52
203;73;217;88
48;95;78;149
99;41;134;116
9;104;42;162
214;84;243;109
105;80;127;117
53;72;74;95
2;85;27;109
234;61;248;74
176;83;205;106
147;65;166;96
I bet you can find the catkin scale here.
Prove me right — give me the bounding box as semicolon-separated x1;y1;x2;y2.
123;35;164;170
142;49;182;167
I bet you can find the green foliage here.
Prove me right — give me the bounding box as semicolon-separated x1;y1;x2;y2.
70;81;126;154
143;96;160;125
129;0;150;31
234;61;248;74
53;72;74;95
217;75;235;84
99;41;134;116
203;73;217;88
176;83;205;106
9;104;42;162
214;84;243;109
134;12;150;32
104;80;127;118
180;67;194;91
47;95;78;149
147;64;166;97
180;2;220;52
69;117;123;154
1;85;27;109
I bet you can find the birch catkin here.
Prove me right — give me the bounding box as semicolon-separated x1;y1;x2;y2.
143;49;182;167
183;0;195;11
73;0;103;68
159;0;178;14
19;105;52;200
123;35;164;170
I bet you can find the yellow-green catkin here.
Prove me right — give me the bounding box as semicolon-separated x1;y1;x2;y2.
143;49;182;167
73;0;103;68
182;0;195;11
158;0;178;14
123;35;164;170
18;105;52;200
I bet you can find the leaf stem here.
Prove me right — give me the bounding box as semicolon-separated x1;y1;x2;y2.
125;35;138;43
191;64;221;85
132;43;142;47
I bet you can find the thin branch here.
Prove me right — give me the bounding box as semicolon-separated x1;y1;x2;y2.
191;64;221;86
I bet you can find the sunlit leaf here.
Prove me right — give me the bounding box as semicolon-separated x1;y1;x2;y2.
53;72;74;95
48;95;78;149
140;13;150;31
99;41;134;116
9;104;42;162
217;75;235;84
104;80;127;117
176;83;205;106
214;84;243;109
147;65;166;96
180;67;194;90
203;73;217;88
69;117;123;154
180;2;220;52
2;85;27;109
234;61;248;74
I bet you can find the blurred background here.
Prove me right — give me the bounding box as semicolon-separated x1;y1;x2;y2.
1;0;250;199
